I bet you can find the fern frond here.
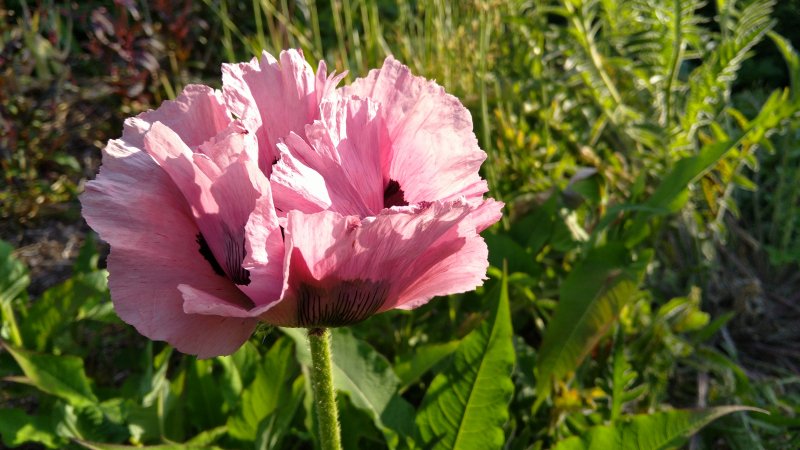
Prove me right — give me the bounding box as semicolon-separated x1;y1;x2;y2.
680;0;777;142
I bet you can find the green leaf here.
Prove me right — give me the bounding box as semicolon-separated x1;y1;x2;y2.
394;340;460;390
415;273;515;450
769;31;800;101
254;375;305;450
534;244;644;406
283;327;415;449
551;406;766;450
183;358;225;431
625;88;797;246
20;271;110;351
75;439;224;450
2;343;98;407
0;240;28;305
0;240;28;347
484;233;537;275
227;337;298;441
184;426;228;446
0;408;64;448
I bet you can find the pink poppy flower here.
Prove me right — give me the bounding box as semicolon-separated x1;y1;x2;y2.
81;50;502;357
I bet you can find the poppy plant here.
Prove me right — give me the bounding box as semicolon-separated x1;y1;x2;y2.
81;49;501;358
82;49;501;449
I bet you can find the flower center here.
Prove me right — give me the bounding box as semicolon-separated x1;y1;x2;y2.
383;179;408;208
296;279;390;327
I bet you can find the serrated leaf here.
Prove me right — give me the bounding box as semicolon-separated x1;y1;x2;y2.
283;327;415;449
535;244;643;406
551;406;766;450
415;273;515;450
0;408;63;448
2;343;98;407
227;337;298;441
626;88;797;246
20;271;110;351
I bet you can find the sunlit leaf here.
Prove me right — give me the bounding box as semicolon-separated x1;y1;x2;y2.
227;337;298;442
0;408;63;448
283;327;415;449
415;273;515;450
2;343;98;407
551;406;766;450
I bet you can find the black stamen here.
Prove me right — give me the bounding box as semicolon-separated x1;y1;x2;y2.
197;233;226;277
224;232;251;285
197;231;251;285
383;179;408;208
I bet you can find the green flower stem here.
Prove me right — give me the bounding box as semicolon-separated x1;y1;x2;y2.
308;328;342;450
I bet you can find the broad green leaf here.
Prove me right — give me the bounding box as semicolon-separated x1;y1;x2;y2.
283;327;415;449
2;343;98;407
20;271;110;351
255;375;305;450
534;244;643;406
337;391;385;449
229;340;261;388
227;337;298;441
0;408;63;448
551;406;765;450
394;340;460;390
415;273;515;450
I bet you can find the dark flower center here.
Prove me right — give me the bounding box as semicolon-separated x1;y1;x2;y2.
296;279;389;327
196;232;251;285
383;179;408;208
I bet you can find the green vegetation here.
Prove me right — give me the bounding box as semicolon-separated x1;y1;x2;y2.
2;0;800;449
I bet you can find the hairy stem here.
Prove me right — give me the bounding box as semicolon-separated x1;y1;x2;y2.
308;328;342;450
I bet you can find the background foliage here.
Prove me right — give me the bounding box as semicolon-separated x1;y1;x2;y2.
2;0;800;449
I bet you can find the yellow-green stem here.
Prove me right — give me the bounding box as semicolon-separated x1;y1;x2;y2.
308;328;342;450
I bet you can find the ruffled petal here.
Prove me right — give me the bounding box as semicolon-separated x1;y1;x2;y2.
81;132;256;357
270;142;332;215
386;204;491;310
195;121;259;171
471;198;504;233
128;84;231;150
341;57;487;204
316;60;348;102
108;249;257;358
258;201;490;327
222;49;341;173
143;122;283;304
273;96;388;217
